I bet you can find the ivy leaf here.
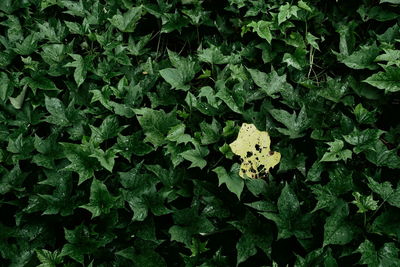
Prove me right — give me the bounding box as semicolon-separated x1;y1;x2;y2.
336;43;380;70
278;183;301;220
109;6;143;32
364;140;400;168
357;240;400;266
168;208;214;246
351;192;378;213
0;72;11;102
306;32;320;50
230;212;273;265
270;106;310;139
45;96;70;126
260;183;311;240
323;201;354;246
166;124;193;145
229;123;281;178
343;128;384;154
159;68;190;91
60;224;114;264
35;249;63;267
363;66;400;92
354;103;377;124
60;143;98;185
278;3;291;25
64;54;87;87
213;163;244;199
89;116;126;146
134;108;180;147
199;118;221;145
320;139;352;162
375;48;400;66
371;209;400;238
248;20;272;43
247;68;289;98
90;148;120;172
317;77;350;103
380;0;400;3
80;179;118;218
159;50;198;91
180;142;209;169
9;86;28;109
367;176;400;208
215;83;242;113
282;48;308;70
198;45;231;64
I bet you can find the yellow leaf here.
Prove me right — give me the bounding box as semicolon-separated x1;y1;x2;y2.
229;123;281;178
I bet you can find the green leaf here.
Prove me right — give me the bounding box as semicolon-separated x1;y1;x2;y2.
357;240;400;266
64;54;87;87
215;83;242;113
161;12;189;33
277;183;301;221
36;249;63;267
351;192;378;213
278;3;291;25
317;77;350;103
160;51;198;91
306;32;320;50
320;140;352;162
134;108;180;147
180;142;209;169
260;183;311;240
117;132;154;160
60;224;114;263
197;45;231;64
230;212;273;265
60;143;97;185
375;48;400;66
236;235;257;265
80;179;117;218
363;66;400;92
89;116;125;145
0;162;27;194
336;43;380;70
323;201;354;246
213;163;244;199
0;72;11;102
248;20;272;43
109;6;143;32
90;148;120;172
364;140;400;168
282;48;307;70
45;96;69;126
9;86;28;109
169;208;214;246
270;106;310;138
354;103;377;124
367;176;400;208
298;0;312;12
24;75;59;92
159;68;190;91
166;124;193;144
247;68;290;98
14;33;39;55
371;209;400;238
343;128;384;154
380;0;400;3
200;118;221;145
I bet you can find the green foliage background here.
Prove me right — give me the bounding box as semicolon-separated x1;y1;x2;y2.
1;0;400;266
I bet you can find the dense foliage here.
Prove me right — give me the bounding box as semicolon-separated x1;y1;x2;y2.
1;0;400;266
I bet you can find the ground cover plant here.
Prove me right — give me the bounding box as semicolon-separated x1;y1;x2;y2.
1;0;400;266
